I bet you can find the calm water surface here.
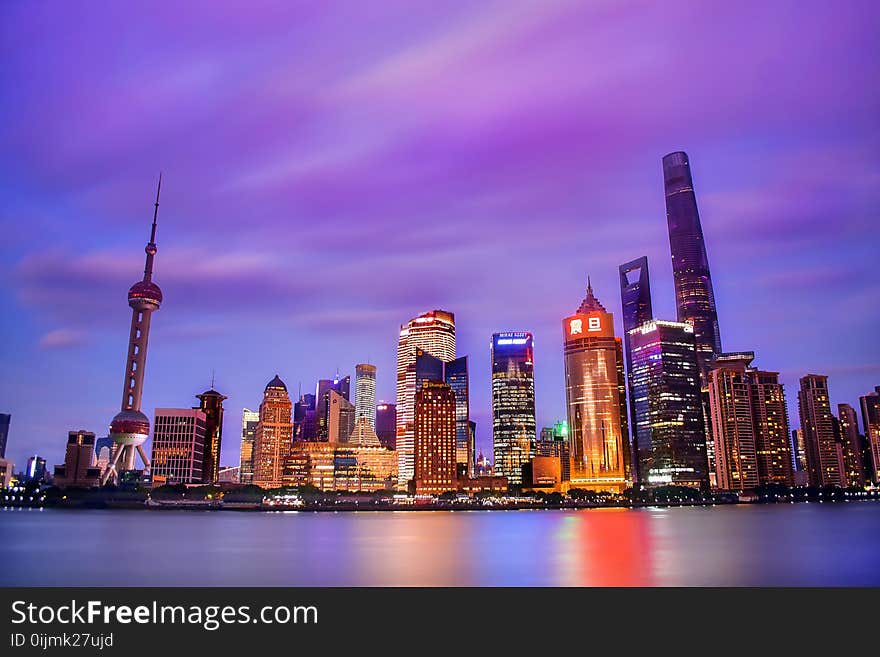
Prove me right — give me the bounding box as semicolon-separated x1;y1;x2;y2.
2;503;879;586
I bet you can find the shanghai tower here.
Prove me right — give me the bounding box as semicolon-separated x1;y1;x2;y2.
102;178;164;484
663;151;721;376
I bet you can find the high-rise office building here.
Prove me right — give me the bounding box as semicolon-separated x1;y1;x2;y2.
254;375;293;488
708;353;794;490
195;387;226;484
103;179;164;484
375;402;397;449
798;374;845;488
150;408;207;484
53;430;101;488
619;257;653;482
860;386;880;484
628;320;708;490
328;390;356;443
25;455;47;483
491;332;536;485
239;408;259;485
562;281;630;493
413;380;457;495
396;310;456;487
94;436;113;478
837;403;866;488
444;355;471;476
354;364;377;431
0;413;9;459
663;151;722;379
316;376;350;441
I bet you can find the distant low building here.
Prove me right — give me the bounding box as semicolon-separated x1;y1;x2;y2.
0;458;13;488
218;465;240;484
54;430;101;488
284;441;397;492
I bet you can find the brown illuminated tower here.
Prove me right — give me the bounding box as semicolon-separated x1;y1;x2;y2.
253;375;293;488
413;380;457;495
195;386;227;483
562;279;630;493
102;178;164;485
798;375;845;487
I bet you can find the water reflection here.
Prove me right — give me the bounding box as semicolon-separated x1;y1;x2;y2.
2;504;879;586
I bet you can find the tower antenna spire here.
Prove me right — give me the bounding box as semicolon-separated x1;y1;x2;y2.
150;172;161;244
143;173;162;282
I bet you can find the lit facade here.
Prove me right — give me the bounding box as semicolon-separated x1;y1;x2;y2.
354;364;377;431
150;408;207;484
253;375;293;488
663;151;722;378
239;408;259;485
414;380;457;495
798;374;845;487
316;376;350;441
628;320;708;490
53;430;101;488
562;281;630;493
195;388;226;484
396;310;455;487
285;441;397;492
328;390;356;443
859;386;880;484
491;332;536;485
837;403;866;487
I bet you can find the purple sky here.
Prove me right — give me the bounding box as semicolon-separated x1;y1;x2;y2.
1;1;878;471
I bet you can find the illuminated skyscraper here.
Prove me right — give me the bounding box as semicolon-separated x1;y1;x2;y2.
150;408;207;484
414;380;457;495
103;179;164;484
53;430;101;488
354;364;377;431
396;310;456;487
663;151;722;378
628;320;708;490
294;393;317;442
254;375;293;488
837;403;866;488
25;455;47;483
619;257;653;483
491;332;536;485
239;408;259;485
562;281;630;493
798;374;844;488
316;376;350;441
375;402;397;449
328;390;356;443
708;353;793;490
195;387;226;484
859;386;880;484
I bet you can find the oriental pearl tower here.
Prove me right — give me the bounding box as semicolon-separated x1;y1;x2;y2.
102;176;164;485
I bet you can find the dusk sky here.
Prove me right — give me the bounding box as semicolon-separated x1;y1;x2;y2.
1;1;878;470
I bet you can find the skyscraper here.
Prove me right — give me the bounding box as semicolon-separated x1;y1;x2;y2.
562;281;630;493
25;455;47;483
294;393;317;442
859;386;880;484
354;364;377;431
150;408;207;484
663;151;722;377
444;355;471;476
396;310;456;487
627;320;708;490
239;408;259;485
375;402;397;450
103;179;164;485
328;390;356;443
0;413;9;459
316;376;350;441
491;332;536;486
837;403;866;488
619;257;653;482
195;387;226;484
798;374;845;488
53;431;101;488
708;353;794;491
413;380;457;495
253;375;293;488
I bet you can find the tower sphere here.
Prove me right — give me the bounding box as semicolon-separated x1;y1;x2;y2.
109;408;150;447
128;280;163;309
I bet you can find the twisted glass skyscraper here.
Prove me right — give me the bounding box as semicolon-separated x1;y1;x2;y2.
663;151;722;376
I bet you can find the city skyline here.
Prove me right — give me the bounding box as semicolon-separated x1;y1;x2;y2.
1;2;878;470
